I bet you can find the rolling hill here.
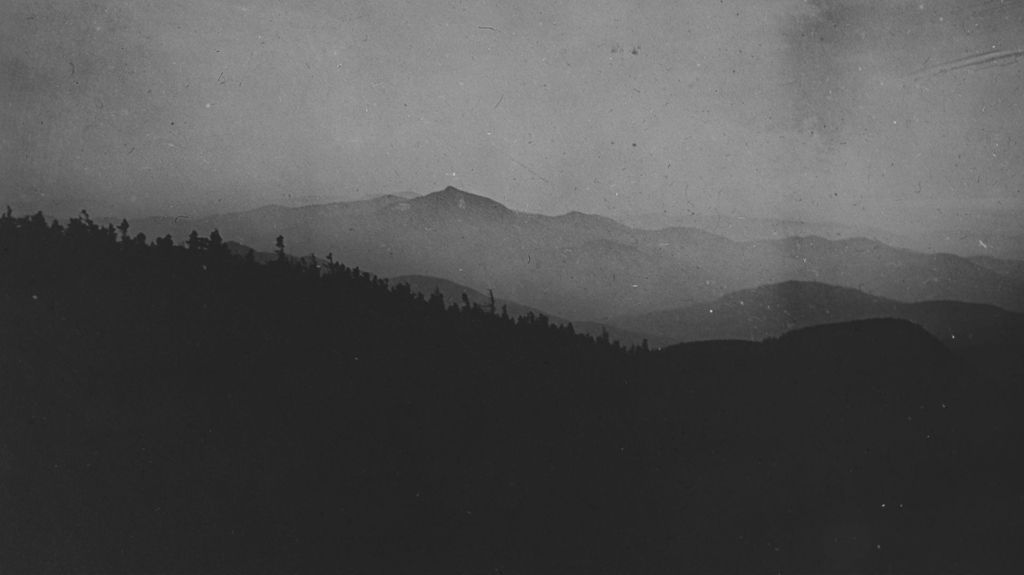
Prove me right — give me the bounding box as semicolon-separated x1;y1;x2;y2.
609;280;1024;347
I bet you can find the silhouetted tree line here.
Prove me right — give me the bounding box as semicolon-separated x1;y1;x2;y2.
0;209;643;365
1;208;1021;575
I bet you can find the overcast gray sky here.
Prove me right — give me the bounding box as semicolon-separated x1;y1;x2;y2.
2;0;1023;240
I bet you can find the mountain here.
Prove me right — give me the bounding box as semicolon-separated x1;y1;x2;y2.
610;280;1024;347
127;187;1024;318
355;191;422;202
736;236;1024;311
620;209;1024;260
969;254;1024;284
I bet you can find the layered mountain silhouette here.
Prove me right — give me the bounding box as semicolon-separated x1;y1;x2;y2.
969;254;1024;284
129;187;1024;319
611;280;1024;347
4;210;1023;574
621;209;1024;260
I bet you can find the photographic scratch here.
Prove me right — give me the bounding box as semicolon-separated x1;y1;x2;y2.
907;48;1024;81
510;158;551;185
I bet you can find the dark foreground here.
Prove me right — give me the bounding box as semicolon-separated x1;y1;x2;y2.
2;211;1022;574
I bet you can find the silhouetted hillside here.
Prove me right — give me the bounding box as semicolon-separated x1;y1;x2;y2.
2;210;1021;574
643;319;1021;573
390;274;666;348
391;273;548;319
611;280;1024;347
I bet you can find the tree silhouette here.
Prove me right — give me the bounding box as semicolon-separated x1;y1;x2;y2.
275;235;286;262
209;229;225;254
187;230;205;252
117;219;130;242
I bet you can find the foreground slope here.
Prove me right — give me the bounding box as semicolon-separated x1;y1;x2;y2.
2;211;1021;574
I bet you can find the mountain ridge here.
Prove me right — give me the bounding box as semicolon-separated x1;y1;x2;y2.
125;187;1024;318
609;280;1024;347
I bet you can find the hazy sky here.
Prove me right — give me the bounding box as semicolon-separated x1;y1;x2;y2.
2;0;1023;238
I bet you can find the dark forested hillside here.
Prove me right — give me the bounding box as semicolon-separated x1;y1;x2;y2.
389;273;665;348
2;210;1021;574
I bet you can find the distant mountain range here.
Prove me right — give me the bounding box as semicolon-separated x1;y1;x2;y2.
609;280;1024;348
129;186;1024;319
620;207;1024;260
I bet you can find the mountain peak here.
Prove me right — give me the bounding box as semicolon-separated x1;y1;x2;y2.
413;186;513;217
553;210;626;230
435;186;491;201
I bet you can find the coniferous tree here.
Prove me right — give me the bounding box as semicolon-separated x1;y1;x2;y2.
187;230;203;252
275;235;286;262
117;219;130;242
429;288;445;310
208;229;226;256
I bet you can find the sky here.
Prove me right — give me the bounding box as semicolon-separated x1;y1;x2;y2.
2;0;1023;244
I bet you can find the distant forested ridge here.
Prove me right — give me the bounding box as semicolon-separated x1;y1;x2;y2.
125;187;1024;319
2;209;1021;574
